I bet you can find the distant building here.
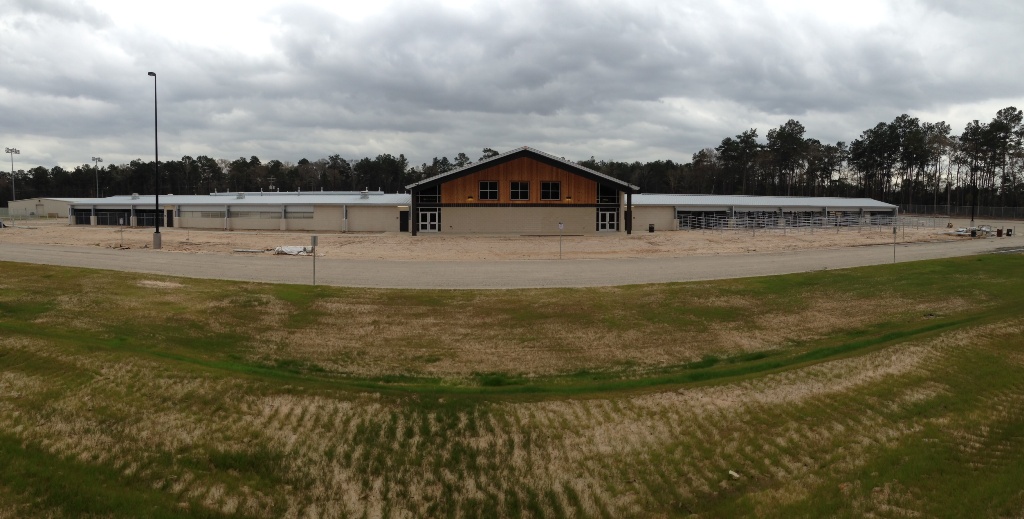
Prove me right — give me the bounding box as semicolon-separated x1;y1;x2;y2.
8;197;75;218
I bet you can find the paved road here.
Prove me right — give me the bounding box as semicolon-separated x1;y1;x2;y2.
0;239;1018;289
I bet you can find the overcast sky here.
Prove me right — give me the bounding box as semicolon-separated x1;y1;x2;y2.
2;0;1023;172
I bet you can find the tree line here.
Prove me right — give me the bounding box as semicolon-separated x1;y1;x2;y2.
3;109;1021;209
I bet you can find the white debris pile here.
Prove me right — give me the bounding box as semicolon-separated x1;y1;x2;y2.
273;246;314;255
947;225;993;237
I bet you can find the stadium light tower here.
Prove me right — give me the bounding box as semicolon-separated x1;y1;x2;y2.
92;156;103;198
147;71;160;249
4;147;17;202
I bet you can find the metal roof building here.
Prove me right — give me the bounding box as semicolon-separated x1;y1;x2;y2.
66;191;412;232
630;194;897;231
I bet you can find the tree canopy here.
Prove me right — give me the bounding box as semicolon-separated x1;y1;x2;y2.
5;110;1023;210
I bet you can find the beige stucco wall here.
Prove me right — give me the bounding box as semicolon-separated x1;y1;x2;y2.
304;206;344;231
631;206;678;232
177;217;227;229
174;206;402;232
348;206;401;232
9;198;72;217
439;206;601;234
226;218;281;231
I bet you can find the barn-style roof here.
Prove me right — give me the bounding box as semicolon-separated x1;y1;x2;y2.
404;146;640;193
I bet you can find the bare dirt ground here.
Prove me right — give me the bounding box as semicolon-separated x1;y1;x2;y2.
1;217;1001;261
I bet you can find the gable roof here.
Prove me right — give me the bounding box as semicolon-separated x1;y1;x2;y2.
404;146;640;193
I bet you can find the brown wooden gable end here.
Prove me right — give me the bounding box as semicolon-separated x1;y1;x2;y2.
440;157;597;205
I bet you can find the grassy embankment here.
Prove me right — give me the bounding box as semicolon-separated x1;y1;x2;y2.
0;255;1022;517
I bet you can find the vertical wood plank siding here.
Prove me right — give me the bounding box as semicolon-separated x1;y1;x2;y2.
440;157;598;204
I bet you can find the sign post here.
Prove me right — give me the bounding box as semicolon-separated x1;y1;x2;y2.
893;226;897;264
119;218;124;247
558;222;564;259
311;235;318;285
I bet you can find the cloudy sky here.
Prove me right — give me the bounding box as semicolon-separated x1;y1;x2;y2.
2;0;1023;171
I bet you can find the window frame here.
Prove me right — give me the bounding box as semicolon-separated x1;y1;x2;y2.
510;181;530;201
478;180;498;201
541;181;561;201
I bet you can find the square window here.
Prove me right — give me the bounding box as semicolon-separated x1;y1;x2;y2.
541;181;561;201
479;181;498;200
511;181;530;201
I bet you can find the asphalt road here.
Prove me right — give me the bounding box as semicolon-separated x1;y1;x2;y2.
0;237;1018;289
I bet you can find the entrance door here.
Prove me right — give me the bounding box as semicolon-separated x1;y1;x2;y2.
399;210;409;232
165;210;174;228
597;208;618;231
418;208;440;232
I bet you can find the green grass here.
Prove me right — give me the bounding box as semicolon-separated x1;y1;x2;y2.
0;432;242;518
0;255;1022;517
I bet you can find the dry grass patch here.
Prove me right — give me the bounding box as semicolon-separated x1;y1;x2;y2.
237;284;983;379
137;279;184;289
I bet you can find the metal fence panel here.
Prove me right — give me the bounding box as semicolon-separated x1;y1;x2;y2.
677;212;941;233
899;205;1024;219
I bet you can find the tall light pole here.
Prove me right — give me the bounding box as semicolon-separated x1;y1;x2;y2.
147;71;161;249
92;156;103;198
4;147;17;202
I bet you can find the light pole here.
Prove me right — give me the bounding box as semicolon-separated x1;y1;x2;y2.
147;71;161;249
92;156;103;198
4;147;17;202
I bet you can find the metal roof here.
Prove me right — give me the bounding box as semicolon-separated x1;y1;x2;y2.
67;191;411;208
633;194;896;212
404;146;640;192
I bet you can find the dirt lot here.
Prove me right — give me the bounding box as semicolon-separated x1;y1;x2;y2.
0;217;984;261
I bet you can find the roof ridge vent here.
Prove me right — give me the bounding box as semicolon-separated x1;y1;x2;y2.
236;192;246;199
131;193;140;200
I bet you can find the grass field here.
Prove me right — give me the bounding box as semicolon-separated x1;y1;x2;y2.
1;255;1023;518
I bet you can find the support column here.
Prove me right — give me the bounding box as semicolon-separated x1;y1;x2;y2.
625;191;632;235
411;189;418;236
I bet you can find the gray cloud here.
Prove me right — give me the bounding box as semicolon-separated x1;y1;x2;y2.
2;0;1023;172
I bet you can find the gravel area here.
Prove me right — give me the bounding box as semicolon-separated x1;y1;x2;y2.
1;218;1018;288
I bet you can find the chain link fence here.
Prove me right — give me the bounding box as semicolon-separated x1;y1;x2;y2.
900;205;1024;220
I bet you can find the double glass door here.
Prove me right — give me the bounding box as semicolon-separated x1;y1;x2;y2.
597;208;618;231
418;208;440;232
